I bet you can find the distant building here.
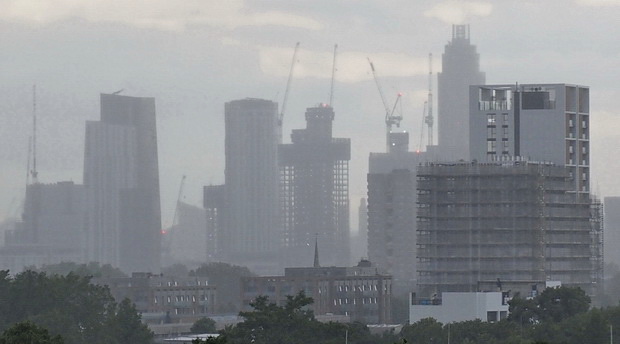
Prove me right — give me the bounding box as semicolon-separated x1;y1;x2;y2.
167;202;208;265
203;185;226;262
241;257;392;324
349;197;368;264
0;181;87;272
409;292;509;324
367;132;425;295
437;24;486;161
83;94;161;273
469;83;590;194
416;161;600;298
279;104;351;267
95;272;216;325
223;98;280;274
605;197;620;266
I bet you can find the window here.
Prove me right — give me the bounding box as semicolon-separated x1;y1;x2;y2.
487;114;496;124
502;113;509;124
487;140;497;153
487;127;496;139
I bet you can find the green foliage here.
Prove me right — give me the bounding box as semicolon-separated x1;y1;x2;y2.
191;317;217;334
0;269;153;344
191;262;256;313
29;261;127;279
0;321;64;344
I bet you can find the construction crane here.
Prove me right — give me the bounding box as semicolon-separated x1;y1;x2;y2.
31;85;38;184
368;58;403;152
278;42;300;128
171;175;187;229
425;53;434;147
329;44;338;107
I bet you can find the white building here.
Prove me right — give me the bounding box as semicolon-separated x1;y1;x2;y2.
409;292;509;324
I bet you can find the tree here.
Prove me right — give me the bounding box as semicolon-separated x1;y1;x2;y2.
191;317;217;334
536;286;590;323
401;318;445;344
0;321;64;344
0;270;153;344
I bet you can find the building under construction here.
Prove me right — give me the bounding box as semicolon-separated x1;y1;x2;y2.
279;104;350;267
416;161;601;297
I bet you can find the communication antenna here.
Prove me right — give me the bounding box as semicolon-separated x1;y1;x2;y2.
31;85;39;184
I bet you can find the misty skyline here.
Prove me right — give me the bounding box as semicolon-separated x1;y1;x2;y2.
1;0;619;229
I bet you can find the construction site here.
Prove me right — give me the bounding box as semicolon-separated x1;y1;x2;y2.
416;160;602;298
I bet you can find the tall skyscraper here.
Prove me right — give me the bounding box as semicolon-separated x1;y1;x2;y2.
469;83;590;194
83;93;161;273
438;24;486;160
279;104;350;267
224;98;280;273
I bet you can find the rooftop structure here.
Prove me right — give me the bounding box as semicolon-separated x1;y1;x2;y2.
409;292;509;324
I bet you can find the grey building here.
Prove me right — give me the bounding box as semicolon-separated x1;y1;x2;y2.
203;185;226;262
0;181;87;271
83;94;161;273
437;24;486;161
416;161;600;298
279;105;350;267
367;132;425;295
223;98;280;274
469;83;590;194
604;197;620;266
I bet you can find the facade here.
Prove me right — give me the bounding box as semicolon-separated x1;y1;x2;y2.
241;259;392;324
83;94;161;273
409;292;509;324
203;185;226;262
167;202;208;265
604;197;620;266
469;83;590;194
437;24;486;161
0;181;87;271
95;272;216;325
367;132;425;295
279;105;351;267
223;98;280;273
416;161;599;297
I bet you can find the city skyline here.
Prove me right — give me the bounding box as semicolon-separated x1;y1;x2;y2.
1;1;619;232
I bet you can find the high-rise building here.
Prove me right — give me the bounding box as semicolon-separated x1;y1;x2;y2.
203;184;226;262
416;161;600;297
437;24;486;161
0;181;87;271
367;132;424;295
223;98;280;273
279;104;350;267
83;94;161;273
469;83;590;194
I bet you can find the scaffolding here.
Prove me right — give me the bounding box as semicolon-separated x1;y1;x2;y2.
416;161;595;297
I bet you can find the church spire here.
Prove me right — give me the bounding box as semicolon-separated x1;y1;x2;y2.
313;235;320;268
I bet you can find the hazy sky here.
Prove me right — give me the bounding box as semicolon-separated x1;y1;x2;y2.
1;0;619;229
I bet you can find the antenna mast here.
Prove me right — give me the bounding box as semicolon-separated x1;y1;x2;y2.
425;53;434;147
31;85;38;184
329;44;338;107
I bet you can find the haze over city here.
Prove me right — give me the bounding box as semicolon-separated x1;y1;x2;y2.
1;0;619;230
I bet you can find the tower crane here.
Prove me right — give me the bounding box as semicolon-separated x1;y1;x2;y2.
329;44;338;107
425;53;434;147
278;42;300;128
368;58;403;152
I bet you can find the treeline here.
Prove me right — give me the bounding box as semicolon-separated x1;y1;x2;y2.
195;287;620;344
0;270;153;344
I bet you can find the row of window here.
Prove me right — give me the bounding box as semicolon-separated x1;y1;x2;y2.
153;294;209;304
334;297;379;305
